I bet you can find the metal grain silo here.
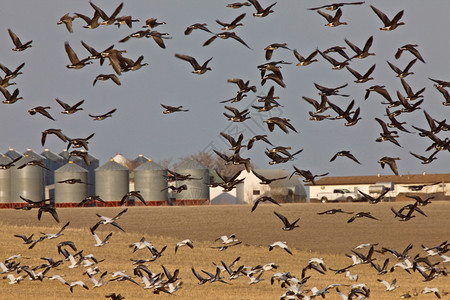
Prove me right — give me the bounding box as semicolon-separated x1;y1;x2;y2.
134;160;168;202
41;149;64;186
11;154;45;203
5;148;23;160
95;159;129;202
55;161;88;204
0;155;12;204
174;159;209;201
86;152;99;196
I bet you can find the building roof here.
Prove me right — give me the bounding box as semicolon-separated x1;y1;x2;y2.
308;173;450;186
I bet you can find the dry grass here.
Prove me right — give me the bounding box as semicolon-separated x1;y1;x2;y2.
1;202;449;299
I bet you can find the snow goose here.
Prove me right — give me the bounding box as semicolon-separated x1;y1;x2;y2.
90;227;112;247
377;278;399;291
269;241;292;255
175;239;194;253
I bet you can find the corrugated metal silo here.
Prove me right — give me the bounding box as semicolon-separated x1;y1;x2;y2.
55;161;89;204
41;149;64;186
0;155;12;203
11;154;45;203
95;159;129;202
86;152;99;196
174;159;210;201
134;160;168;202
5;148;23;160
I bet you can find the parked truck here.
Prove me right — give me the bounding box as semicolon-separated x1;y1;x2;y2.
316;189;361;203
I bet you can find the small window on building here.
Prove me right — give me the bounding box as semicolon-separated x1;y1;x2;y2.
253;190;260;195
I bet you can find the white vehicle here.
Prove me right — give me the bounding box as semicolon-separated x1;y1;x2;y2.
316;189;360;203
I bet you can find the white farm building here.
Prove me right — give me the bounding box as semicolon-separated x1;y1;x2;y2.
210;169;307;205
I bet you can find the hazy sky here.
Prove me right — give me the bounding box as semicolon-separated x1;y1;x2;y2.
0;0;448;177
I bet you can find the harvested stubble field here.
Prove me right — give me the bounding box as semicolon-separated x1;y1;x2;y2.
0;202;449;299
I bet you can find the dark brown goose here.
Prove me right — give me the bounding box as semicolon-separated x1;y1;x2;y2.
90;2;124;26
175;53;212;74
0;86;22;104
345;36;375;59
395;44;425;63
377;156;400;175
161;104;189;114
293;49;318;66
330;150;361;164
142;18;166;28
346;64;376;83
93;74;121;86
56;98;84;114
317;50;350;70
264;117;297;133
41;128;67;146
317;8;347;27
28;106;55;120
57;13;79;33
66;133;95;151
0;61;24;79
64;42;92;69
184;23;212;35
227;78;256;93
226;2;252;9
387;59;417;78
248;0;276;17
114;16;140;28
89;108;117;120
370;5;405;31
308;2;364;10
264;43;290;60
203;31;251;49
8;29;32;51
216;13;246;30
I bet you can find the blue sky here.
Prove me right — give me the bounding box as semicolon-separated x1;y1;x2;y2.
0;0;449;177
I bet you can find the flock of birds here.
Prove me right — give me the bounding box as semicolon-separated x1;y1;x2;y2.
0;0;448;179
2;192;450;299
0;0;449;299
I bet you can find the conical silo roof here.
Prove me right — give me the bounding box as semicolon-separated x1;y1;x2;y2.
55;161;89;173
133;154;150;169
96;159;129;171
175;159;208;170
59;149;70;160
112;154;133;170
23;149;45;160
41;149;64;162
0;155;12;164
5;148;23;160
134;159;165;171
